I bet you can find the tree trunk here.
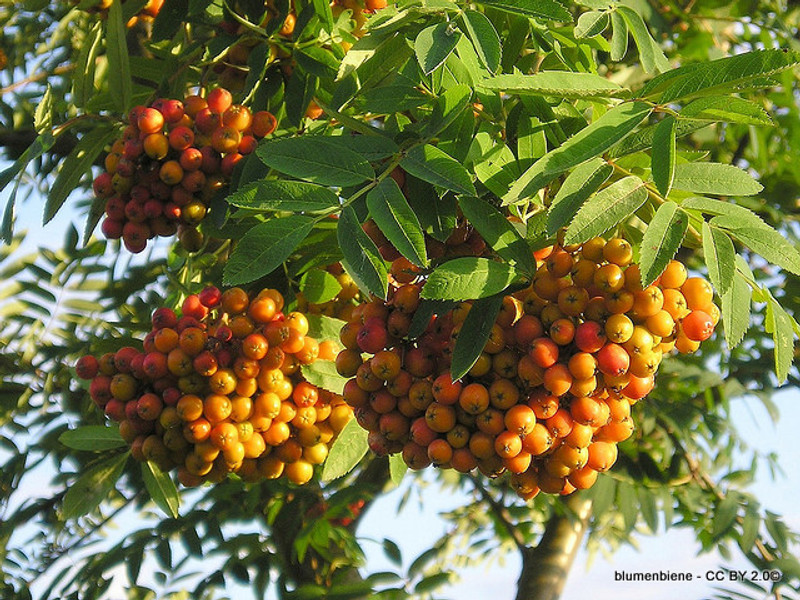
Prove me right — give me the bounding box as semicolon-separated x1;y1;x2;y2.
515;494;593;600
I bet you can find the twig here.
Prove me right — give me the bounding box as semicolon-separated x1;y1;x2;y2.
467;473;528;551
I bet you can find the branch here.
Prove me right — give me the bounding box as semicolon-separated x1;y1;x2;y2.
467;473;527;551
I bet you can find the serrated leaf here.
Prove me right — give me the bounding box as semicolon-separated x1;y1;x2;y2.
701;222;735;296
652;116;676;197
223;216;314;285
296;46;339;79
461;10;501;73
739;507;760;553
640;49;800;104
672;163;763;196
504;102;652;204
415;23;461;76
59;426;126;451
301;360;348;395
480;71;625;98
227;180;340;213
638;488;659;533
517;116;547;165
617;6;668;74
458;196;534;273
367;178;428;267
721;267;751;349
257;137;374;187
421;258;522;301
72;22;103;109
451;294;503;380
765;296;795;383
478;0;570;21
680;96;773;126
45;126;116;225
321;418;368;481
408;299;458;340
547;158;612;235
299;269;342;304
610;118;708;158
575;10;609;38
388;453;407;486
106;0;133;111
307;314;346;343
142;460;180;518
337;206;388;299
357;86;429;113
609;10;628;62
400;145;476;196
711;216;800;276
564;176;648;244
62;452;128;520
639;201;687;286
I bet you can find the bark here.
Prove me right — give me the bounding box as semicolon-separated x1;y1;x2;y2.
515;494;593;600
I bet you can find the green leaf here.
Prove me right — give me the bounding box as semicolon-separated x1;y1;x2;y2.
45;126;116;224
301;360;348;396
414;572;453;595
34;85;54;134
504;102;652;204
59;426;127;451
367;178;428;267
478;0;571;21
639;201;687;287
331;135;399;162
640;49;800;103
223;216;314;286
151;0;188;41
408;299;458;340
388;453;407;486
651;116;676;197
142;460;180;518
357;86;429;113
421;258;522;301
312;0;334;32
617;6;668;74
321;418;368;481
337;206;389;299
460;10;501;73
609;10;628;62
62;452;128;520
712;495;739;539
72;22;103;109
458;196;534;274
257;137;374;187
400;145;476;196
451;294;503;380
296;46;339;79
299;269;342;304
609;118;708;158
517;116;547;165
638;488;659;533
546;158;612;235
711;216;800;276
415;23;462;76
575;10;609;38
701;222;736;296
226;180;340;213
480;71;625;99
106;0;133;111
721;264;751;349
672;163;763;196
307;314;347;343
1;133;55;243
738;507;760;553
680;96;773;126
764;295;796;383
564;176;648;244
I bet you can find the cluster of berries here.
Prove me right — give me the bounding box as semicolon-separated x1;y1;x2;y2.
335;237;719;498
92;88;278;252
76;286;351;487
